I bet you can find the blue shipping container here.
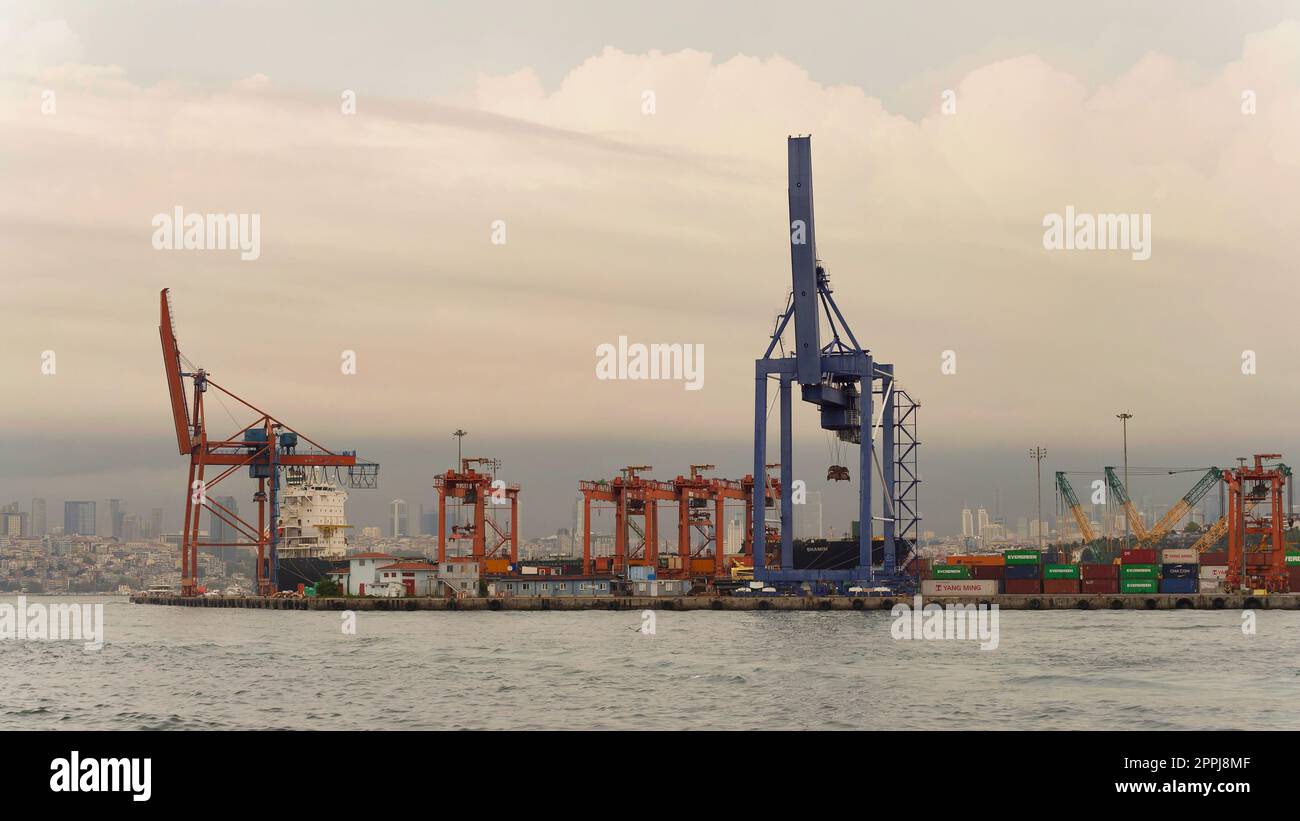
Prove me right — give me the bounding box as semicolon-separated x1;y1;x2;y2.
1162;563;1197;579
1159;577;1198;594
1005;564;1041;580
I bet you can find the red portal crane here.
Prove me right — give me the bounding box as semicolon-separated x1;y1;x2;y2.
159;289;378;596
434;457;519;569
1224;454;1291;593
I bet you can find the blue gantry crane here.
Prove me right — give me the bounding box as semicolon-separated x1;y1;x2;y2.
752;136;919;587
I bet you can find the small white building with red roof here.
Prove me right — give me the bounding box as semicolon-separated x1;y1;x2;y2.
338;551;396;596
374;560;439;597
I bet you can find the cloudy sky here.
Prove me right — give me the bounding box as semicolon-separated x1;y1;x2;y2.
3;1;1300;537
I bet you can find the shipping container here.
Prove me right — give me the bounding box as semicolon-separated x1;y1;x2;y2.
1004;578;1041;594
1287;551;1300;566
1119;579;1158;594
920;579;999;596
970;565;1004;580
1043;564;1080;579
946;554;1005;566
1161;548;1198;564
1119;563;1159;579
929;564;972;580
1003;549;1041;565
1005;564;1040;580
689;558;715;574
1199;565;1228;580
1289;566;1300;592
1200;551;1228;566
1159;577;1198;594
1198;580;1224;594
1042;578;1081;594
1161;563;1197;579
1081;563;1118;580
1081;578;1119;594
627;564;655;581
1121;548;1158;564
484;558;511;574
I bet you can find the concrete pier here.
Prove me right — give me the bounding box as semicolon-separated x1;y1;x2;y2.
131;593;1300;612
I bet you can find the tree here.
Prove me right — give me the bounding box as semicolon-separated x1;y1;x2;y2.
1183;521;1201;533
314;577;341;596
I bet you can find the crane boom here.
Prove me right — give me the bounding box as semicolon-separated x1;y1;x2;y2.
1104;466;1149;540
787;136;821;386
159;288;193;454
1143;467;1221;543
1055;472;1096;543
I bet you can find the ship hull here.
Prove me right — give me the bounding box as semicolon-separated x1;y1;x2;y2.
275;557;340;592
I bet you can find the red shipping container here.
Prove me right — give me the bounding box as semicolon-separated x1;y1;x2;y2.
1200;552;1228;566
1289;567;1300;592
970;565;1005;580
1121;548;1157;564
1081;563;1118;580
1082;578;1120;594
1042;578;1081;594
1004;579;1041;595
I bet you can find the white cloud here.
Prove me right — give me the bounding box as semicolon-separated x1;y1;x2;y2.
2;26;1299;455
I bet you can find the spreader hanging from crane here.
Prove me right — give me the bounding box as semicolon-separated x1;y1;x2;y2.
159;289;378;596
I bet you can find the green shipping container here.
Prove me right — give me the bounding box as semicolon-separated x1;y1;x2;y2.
1003;550;1041;565
931;565;971;579
1119;564;1159;579
1286;551;1300;566
1120;579;1158;594
1044;564;1080;579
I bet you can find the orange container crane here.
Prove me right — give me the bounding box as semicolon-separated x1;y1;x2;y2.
673;464;718;577
579;466;674;575
158;289;378;596
434;457;519;568
1224;454;1292;593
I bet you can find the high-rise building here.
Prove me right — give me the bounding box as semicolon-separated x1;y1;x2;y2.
64;501;96;536
208;496;239;547
389;499;408;538
1;503;25;537
31;498;46;537
109;499;125;540
976;508;990;536
150;508;164;541
418;504;437;537
961;507;974;538
725;516;742;555
122;514;141;542
571;493;585;557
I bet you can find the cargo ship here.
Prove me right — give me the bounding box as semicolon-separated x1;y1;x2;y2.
274;468;350;591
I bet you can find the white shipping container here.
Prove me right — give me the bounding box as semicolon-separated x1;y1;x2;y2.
1199;565;1228;580
921;579;999;596
1161;548;1198;564
1198;581;1224;593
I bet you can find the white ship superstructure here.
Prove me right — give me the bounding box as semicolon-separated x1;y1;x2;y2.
278;468;350;559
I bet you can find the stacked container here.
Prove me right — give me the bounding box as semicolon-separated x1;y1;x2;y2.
1199;550;1228;593
1003;549;1041;594
1081;562;1119;594
1287;551;1300;592
1159;564;1198;594
1119;552;1159;594
929;564;972;580
1042;563;1081;594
